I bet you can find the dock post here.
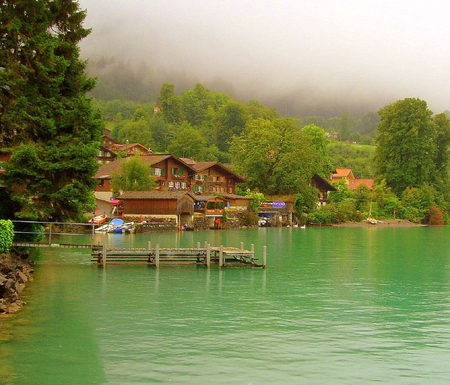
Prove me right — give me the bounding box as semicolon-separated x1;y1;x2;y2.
251;244;255;261
147;241;151;250
102;243;107;268
240;241;244;251
262;246;267;268
155;244;160;268
219;245;224;267
197;242;200;249
206;243;211;268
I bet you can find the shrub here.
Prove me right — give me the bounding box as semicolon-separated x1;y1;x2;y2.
0;219;14;253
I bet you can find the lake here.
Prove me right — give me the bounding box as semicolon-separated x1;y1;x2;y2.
1;226;450;384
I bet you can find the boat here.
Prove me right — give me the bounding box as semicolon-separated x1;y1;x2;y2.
88;214;107;225
95;218;124;233
112;222;135;233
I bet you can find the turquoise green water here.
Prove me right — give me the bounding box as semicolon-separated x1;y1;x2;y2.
2;226;450;384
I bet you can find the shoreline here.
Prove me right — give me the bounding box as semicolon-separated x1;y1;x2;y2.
331;219;426;228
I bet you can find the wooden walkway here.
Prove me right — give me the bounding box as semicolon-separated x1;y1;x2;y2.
91;244;266;268
12;241;266;268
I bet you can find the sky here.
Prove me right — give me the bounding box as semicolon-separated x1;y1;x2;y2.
78;0;450;116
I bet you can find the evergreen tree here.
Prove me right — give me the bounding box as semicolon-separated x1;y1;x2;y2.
0;0;102;221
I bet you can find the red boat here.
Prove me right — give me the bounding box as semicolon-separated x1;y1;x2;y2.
88;214;107;225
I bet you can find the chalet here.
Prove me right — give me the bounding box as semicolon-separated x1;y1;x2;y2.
311;174;336;205
97;130;151;164
181;159;245;195
94;154;197;193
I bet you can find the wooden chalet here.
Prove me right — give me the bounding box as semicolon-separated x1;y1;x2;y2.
181;159;245;195
94;154;197;193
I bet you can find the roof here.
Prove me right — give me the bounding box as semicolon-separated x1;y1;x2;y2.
191;161;246;182
94;154;197;179
349;179;375;190
332;168;353;178
119;190;194;201
188;192;226;202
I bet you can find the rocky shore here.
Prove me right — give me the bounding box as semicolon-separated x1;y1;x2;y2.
0;252;34;315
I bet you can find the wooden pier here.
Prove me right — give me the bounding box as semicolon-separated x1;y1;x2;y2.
91;242;267;268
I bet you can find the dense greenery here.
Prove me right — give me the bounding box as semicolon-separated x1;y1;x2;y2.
0;220;14;253
0;0;102;221
111;155;156;196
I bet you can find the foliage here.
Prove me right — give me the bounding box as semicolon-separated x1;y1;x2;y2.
0;220;14;253
230;118;322;195
0;0;103;221
245;191;266;213
426;206;444;226
301;124;333;177
328;180;353;203
327;141;375;178
375;98;450;196
111;155;156;195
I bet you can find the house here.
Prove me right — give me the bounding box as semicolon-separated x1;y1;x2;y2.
119;190;195;226
330;168;356;184
94;154;197;193
181;159;245;195
311;174;336;205
97;130;151;164
330;168;374;191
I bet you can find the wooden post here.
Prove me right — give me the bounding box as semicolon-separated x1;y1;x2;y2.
251;244;255;261
206;243;211;268
219;245;224;267
155;244;160;268
102;243;107;268
147;241;152;250
262;246;267;268
240;241;244;251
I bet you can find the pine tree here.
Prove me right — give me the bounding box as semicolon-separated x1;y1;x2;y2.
0;0;102;221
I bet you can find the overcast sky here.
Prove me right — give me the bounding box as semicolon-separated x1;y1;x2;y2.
78;0;450;116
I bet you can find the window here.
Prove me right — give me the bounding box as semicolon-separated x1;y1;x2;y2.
175;182;180;189
171;167;177;175
161;168;166;176
168;181;174;188
181;182;186;189
154;168;161;176
179;168;184;176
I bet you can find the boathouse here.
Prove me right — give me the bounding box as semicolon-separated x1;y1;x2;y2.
119;190;195;226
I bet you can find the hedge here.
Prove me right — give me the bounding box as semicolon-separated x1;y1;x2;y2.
0;219;14;253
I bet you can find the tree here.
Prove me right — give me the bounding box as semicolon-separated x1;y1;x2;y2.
117;118;155;149
158;83;182;125
215;100;249;152
301;124;333;177
230;118;322;195
167;124;206;159
374;98;439;196
1;0;103;221
111;155;156;195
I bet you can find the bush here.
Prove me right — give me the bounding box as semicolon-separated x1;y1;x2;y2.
0;219;14;253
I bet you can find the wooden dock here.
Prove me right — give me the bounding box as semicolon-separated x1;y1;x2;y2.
91;243;267;268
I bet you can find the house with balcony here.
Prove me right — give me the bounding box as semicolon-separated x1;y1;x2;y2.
181;159;245;195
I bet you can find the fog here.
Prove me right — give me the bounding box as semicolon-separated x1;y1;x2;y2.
78;0;450;116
